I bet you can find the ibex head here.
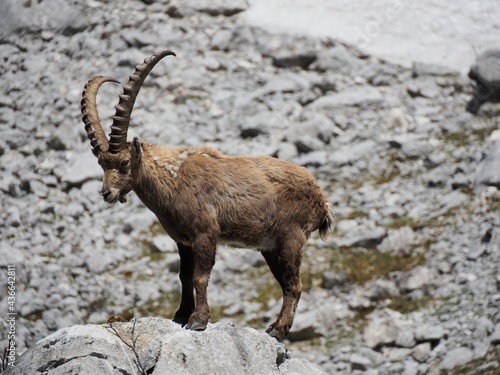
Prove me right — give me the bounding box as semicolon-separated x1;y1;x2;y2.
80;50;176;204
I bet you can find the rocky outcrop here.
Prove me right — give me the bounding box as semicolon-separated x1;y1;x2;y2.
466;49;500;113
4;318;324;375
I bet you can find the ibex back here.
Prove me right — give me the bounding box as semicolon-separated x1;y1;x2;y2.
81;50;333;340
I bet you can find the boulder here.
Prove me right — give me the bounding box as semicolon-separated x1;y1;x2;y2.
5;318;325;375
466;49;500;113
476;140;500;189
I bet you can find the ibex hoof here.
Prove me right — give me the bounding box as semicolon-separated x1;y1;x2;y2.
266;326;285;341
186;319;207;331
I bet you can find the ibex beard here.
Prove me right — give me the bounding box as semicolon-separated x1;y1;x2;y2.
81;50;334;340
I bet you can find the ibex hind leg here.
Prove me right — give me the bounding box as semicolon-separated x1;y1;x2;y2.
173;243;195;326
262;230;305;340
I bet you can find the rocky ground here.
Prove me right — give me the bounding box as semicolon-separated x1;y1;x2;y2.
1;0;500;374
4;318;324;375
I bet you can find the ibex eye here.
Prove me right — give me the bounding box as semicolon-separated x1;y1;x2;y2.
119;160;130;174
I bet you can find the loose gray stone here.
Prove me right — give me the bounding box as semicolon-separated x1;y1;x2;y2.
411;342;431;363
439;347;473;370
350;353;372;371
151;235;177;253
211;29;233;51
312;45;364;75
467;49;500;112
310;86;383;109
402;266;434;291
364;309;403;349
378;227;416;256
396;330;416;348
344;227;387;249
184;0;249;16
490;323;500;344
414;324;444;342
322;271;349;290
365;279;400;301
412;61;459;78
402;359;419;375
476;140;500;189
239;111;272;138
272;50;317;69
121;29;159;47
62;154;102;188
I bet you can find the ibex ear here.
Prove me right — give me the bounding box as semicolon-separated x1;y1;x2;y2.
131;136;142;161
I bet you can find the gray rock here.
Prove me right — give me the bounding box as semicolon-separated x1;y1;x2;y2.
184;0;249;16
121;29;159;47
358;347;386;366
151;235;177;253
279;358;326;375
276;142;298;161
411;342;431;363
84;253;115;274
473;339;491;359
378;227;416;256
385;347;412;362
322;271;350;290
261;75;309;95
402;359;419;375
350;353;372;371
62;153;102;188
365;279;400;301
347;294;372;311
476;140;500;188
414;324;444;342
328;140;377;167
396;330;416;348
295;151;328;167
239;111;272;138
272;50;317;69
5;206;21;227
211;29;233;51
4;319;325;375
439;347;473;370
312;45;363;75
467;49;500;113
343;227;387;249
490;323;500;344
412;61;459;78
402;266;434;291
291;299;350;341
401;139;434;158
310;86;383;109
364;309;404;349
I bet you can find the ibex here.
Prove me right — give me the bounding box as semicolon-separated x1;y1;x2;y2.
81;50;333;340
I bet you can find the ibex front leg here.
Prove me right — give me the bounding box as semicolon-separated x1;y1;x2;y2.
173;243;195;326
185;233;217;331
263;230;305;340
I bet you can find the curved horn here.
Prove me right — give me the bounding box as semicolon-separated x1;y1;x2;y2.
81;76;120;157
108;50;176;154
